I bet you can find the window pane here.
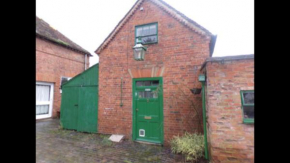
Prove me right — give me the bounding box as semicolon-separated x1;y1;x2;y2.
138;91;157;99
243;106;254;119
138;91;145;98
36;85;50;101
36;105;49;115
145;91;153;98
243;92;254;104
144;81;151;86
142;26;150;36
152;91;158;98
142;36;157;44
149;25;156;35
136;80;159;87
136;81;143;86
61;77;70;86
136;28;142;37
152;80;159;86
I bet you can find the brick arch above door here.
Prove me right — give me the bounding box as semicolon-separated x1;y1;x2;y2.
128;66;166;78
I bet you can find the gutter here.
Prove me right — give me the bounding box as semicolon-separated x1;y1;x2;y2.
200;54;254;71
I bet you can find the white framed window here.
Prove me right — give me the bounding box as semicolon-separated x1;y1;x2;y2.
60;76;71;93
36;82;54;119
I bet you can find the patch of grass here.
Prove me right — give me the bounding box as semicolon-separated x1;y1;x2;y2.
147;155;161;162
48;128;72;138
58;125;63;130
87;133;97;140
99;134;109;139
54;38;69;46
101;136;113;146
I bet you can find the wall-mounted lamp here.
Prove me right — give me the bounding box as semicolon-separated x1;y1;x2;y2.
133;37;147;61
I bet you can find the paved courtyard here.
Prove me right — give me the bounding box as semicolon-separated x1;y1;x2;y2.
36;119;183;163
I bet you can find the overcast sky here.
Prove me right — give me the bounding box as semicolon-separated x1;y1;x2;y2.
36;0;254;67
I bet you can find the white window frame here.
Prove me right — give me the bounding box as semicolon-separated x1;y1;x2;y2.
36;82;54;119
60;76;71;93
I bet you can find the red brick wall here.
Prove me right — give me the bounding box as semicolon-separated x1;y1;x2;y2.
205;59;254;163
98;0;211;145
36;37;90;118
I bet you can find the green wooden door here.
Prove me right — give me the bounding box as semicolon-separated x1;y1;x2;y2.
60;87;79;130
133;78;163;144
77;86;98;133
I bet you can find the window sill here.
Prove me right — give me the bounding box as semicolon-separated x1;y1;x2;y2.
243;119;254;124
136;42;158;45
143;42;158;45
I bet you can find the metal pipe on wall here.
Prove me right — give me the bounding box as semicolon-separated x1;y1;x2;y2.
120;77;123;107
199;74;209;160
201;81;209;160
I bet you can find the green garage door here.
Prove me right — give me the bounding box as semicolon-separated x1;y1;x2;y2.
60;64;99;133
60;86;98;133
60;87;79;130
77;86;98;133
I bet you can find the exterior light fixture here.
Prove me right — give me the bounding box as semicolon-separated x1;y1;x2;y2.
133;37;147;61
191;74;206;94
190;88;201;94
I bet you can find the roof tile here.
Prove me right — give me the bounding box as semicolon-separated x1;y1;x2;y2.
36;16;91;56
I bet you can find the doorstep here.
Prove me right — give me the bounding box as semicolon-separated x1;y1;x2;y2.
135;140;162;146
36;117;55;122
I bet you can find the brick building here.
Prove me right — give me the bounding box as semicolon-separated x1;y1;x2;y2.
36;16;91;120
94;0;216;145
200;54;254;162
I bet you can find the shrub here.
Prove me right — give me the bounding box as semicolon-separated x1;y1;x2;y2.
170;132;204;162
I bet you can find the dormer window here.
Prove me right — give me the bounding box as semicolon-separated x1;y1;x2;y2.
135;23;158;44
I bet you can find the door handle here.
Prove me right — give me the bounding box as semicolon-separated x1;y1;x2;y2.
136;108;138;112
74;104;78;106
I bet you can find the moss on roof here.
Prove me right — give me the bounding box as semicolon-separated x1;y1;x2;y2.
36;16;91;56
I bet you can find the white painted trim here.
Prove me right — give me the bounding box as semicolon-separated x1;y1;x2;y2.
36;101;50;105
36;81;54;119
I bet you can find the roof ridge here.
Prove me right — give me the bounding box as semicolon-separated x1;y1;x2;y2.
94;0;144;54
36;16;92;56
94;0;214;54
156;0;213;35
